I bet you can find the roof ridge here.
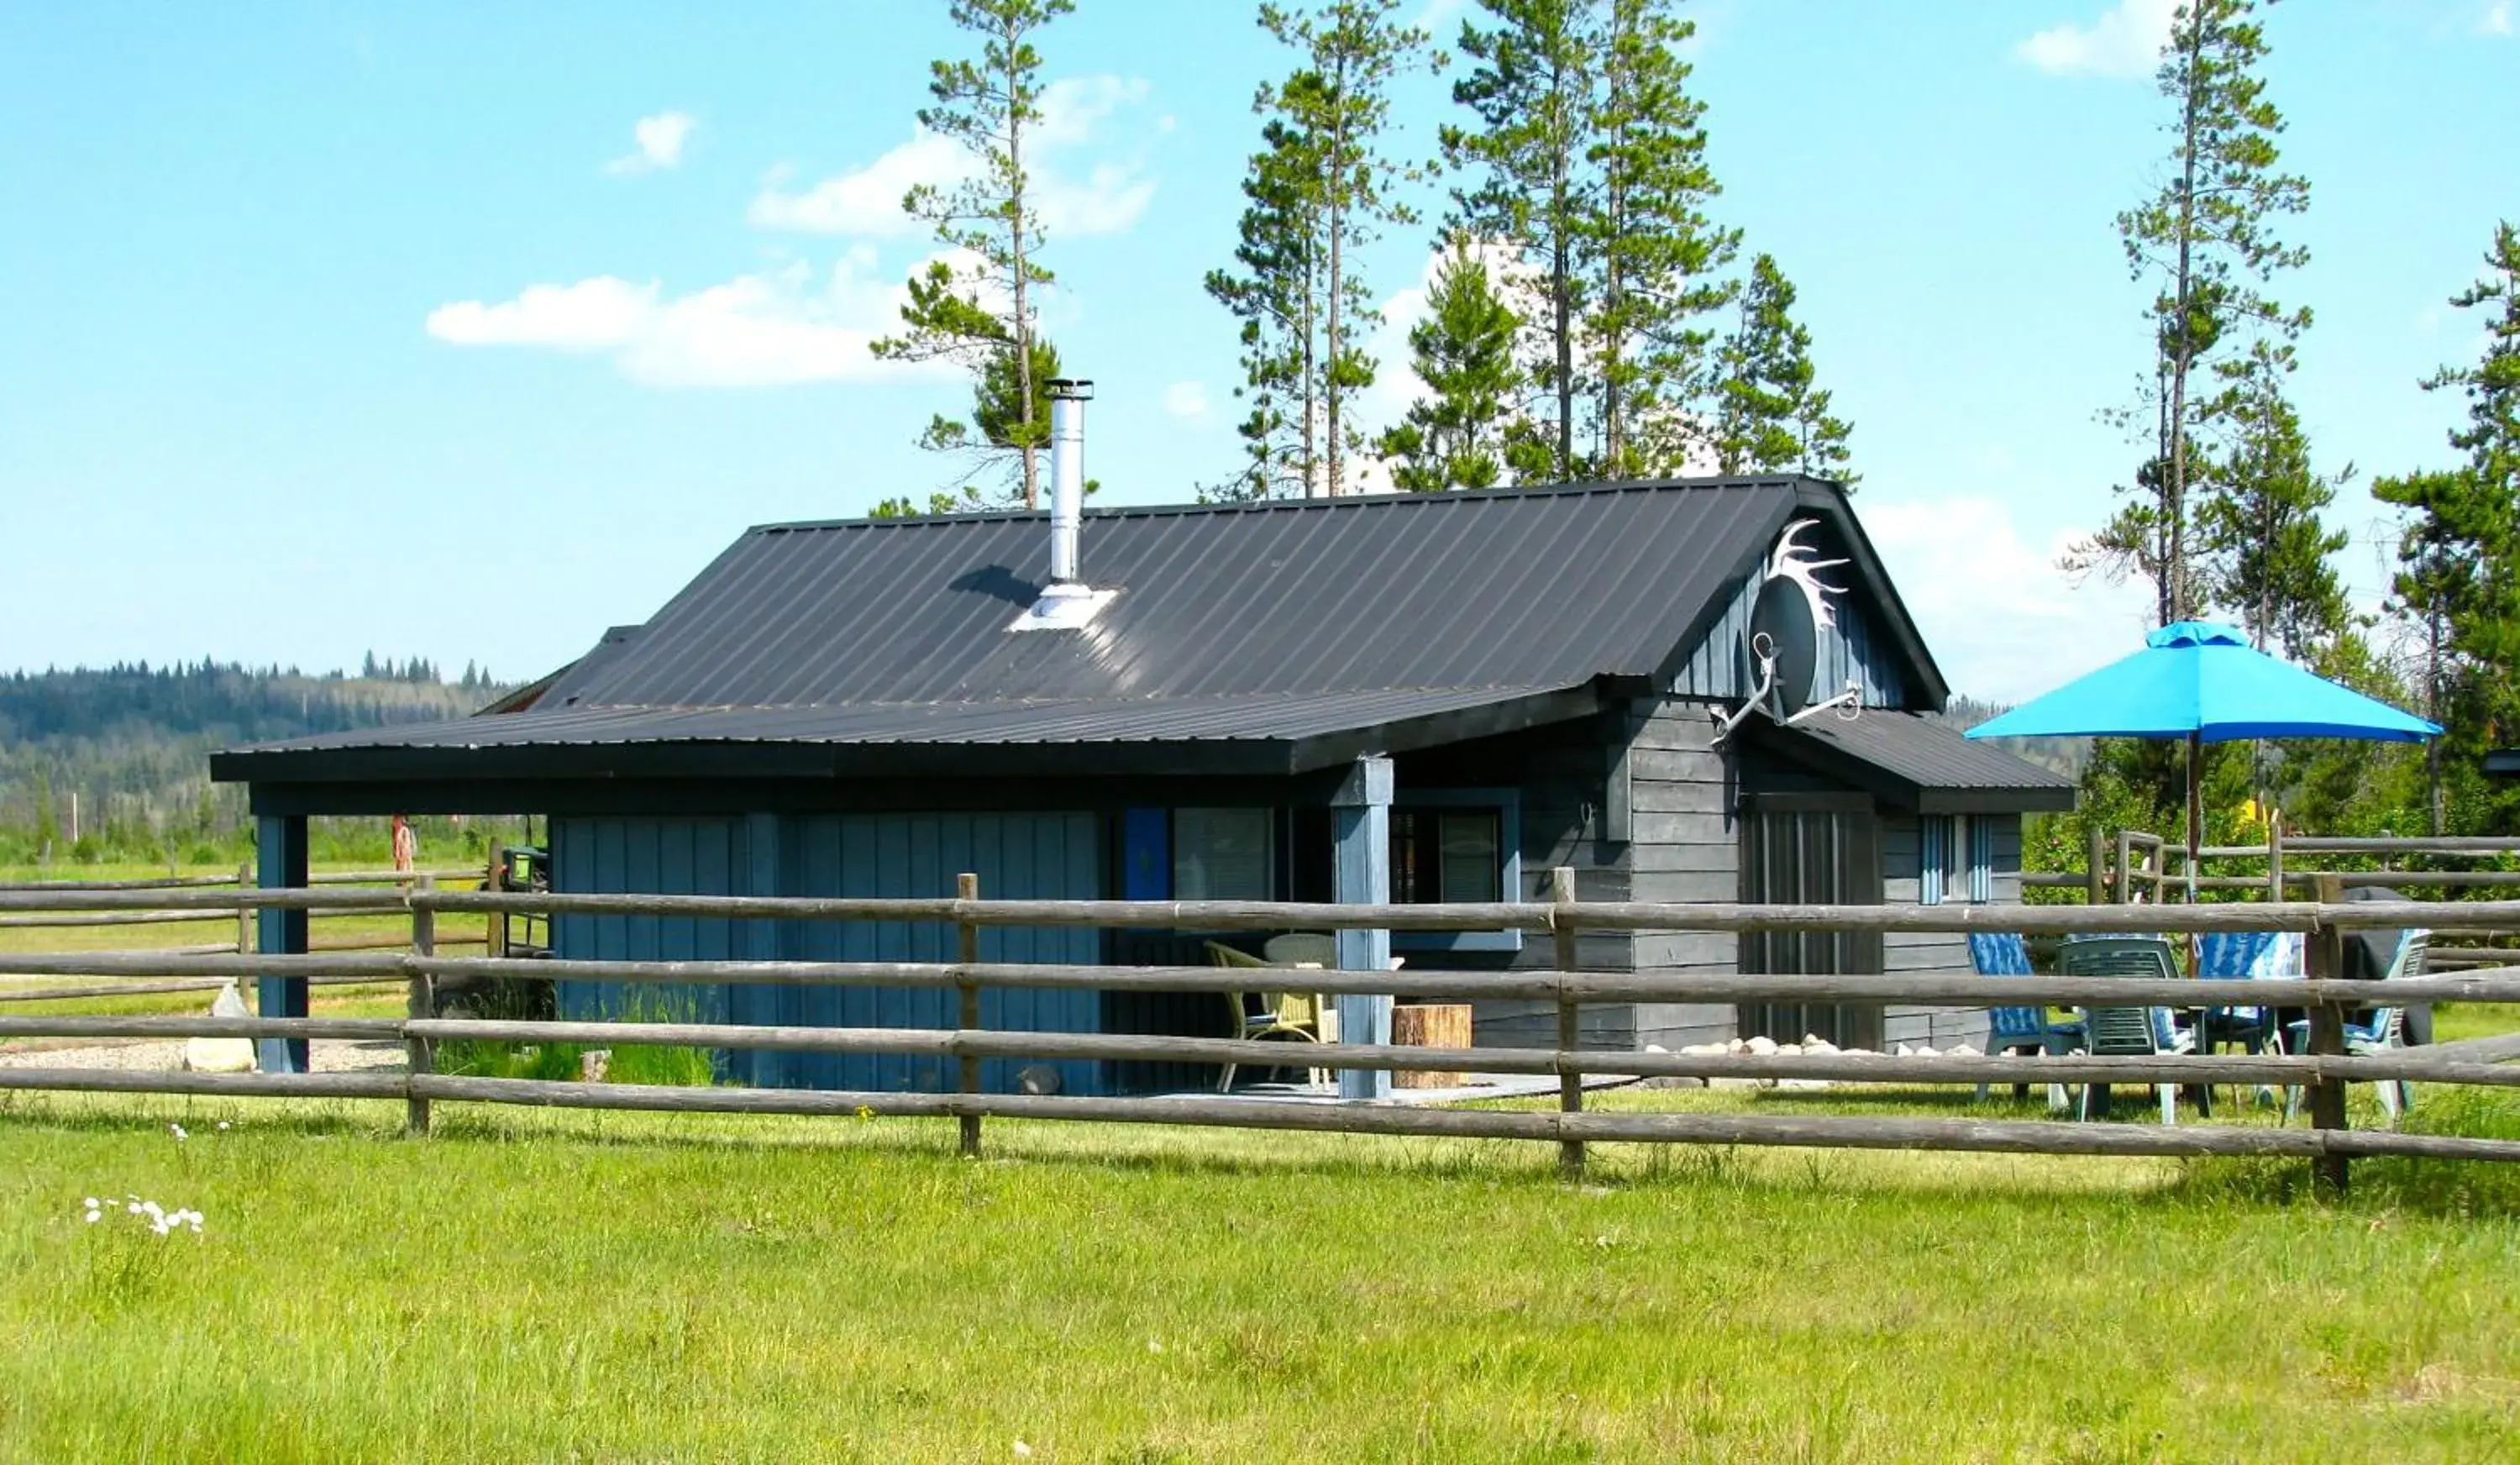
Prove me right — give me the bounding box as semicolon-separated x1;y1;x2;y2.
749;475;1830;537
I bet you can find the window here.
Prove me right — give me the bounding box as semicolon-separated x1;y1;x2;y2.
1920;815;1992;906
1173;808;1273;901
1968;817;1995;903
1388;790;1520;952
1919;816;1958;906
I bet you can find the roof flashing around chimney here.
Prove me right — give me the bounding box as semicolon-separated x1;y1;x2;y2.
1005;580;1120;633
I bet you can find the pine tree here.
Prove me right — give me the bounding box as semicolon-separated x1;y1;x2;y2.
2195;340;2349;659
872;0;1073;509
1443;0;1598;482
1584;0;1736;477
2373;222;2520;830
2082;0;2309;628
1207;104;1327;500
1377;236;1524;491
1231;0;1430;496
1713;253;1853;483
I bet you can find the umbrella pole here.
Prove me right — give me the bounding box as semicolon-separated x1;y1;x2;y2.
2187;731;2203;910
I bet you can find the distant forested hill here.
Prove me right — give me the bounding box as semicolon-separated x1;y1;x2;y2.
0;659;515;863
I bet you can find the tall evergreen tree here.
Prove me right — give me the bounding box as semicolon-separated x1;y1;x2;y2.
2373;222;2520;830
1713;253;1853;483
2195;341;2349;659
2082;0;2309;628
1259;0;1430;496
1207;102;1327;500
1376;236;1525;491
1443;0;1598;481
1585;0;1735;476
873;0;1072;510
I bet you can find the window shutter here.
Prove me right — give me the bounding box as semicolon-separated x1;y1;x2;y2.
1919;817;1945;906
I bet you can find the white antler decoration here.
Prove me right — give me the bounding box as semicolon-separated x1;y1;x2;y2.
1766;519;1850;633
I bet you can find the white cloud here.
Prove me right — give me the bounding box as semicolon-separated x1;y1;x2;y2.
2016;0;2177;78
604;111;696;175
1861;494;2155;702
425;249;958;388
749;75;1158;239
2486;2;2514;35
1162;381;1211;420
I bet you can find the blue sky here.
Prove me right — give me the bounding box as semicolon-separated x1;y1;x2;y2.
1;0;2511;701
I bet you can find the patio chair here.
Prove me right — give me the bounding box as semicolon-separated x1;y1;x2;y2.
2059;935;2190;1123
2197;930;2302;1108
1204;941;1328;1091
2283;930;2426;1123
1966;933;2078;1110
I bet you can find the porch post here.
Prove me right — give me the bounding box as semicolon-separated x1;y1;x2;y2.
254;811;310;1074
1331;756;1394;1100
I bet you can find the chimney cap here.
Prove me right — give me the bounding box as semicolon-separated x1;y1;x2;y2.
1047;378;1095;400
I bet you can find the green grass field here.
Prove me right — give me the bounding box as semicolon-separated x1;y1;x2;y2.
2;1084;2515;1463
0;862;483;1022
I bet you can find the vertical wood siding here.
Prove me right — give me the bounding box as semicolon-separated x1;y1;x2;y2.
551;811;1105;1095
1668;573;1910;709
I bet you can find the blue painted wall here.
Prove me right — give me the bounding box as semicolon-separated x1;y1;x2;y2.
550;811;1109;1095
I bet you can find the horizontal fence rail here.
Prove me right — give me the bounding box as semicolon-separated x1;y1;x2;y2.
4;882;2518;1192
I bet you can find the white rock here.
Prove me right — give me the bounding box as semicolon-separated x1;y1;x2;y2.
1774;1042;1802;1056
1644;1043;1669;1053
1950;1044;1982;1058
1778;1078;1833;1091
184;982;257;1074
1746;1036;1778;1056
1916;1046;1941;1058
1895;1043;1917;1058
1803;1038;1840;1056
1680;1042;1728;1056
1727;1038;1751;1055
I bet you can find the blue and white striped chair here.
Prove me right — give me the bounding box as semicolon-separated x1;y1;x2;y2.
1969;933;2079;1110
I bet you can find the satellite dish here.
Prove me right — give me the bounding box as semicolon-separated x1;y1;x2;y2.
1746;575;1819;720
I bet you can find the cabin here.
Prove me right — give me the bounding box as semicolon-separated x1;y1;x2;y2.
214;422;2071;1096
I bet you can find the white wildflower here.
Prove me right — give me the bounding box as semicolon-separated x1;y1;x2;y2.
83;1210;102;1225
1013;1443;1034;1458
217;1121;230;1132
82;1197;97;1209
170;1123;188;1142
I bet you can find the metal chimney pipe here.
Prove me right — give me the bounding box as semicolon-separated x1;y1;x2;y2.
1047;378;1093;585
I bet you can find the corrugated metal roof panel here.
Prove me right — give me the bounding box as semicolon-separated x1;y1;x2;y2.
1773;712;2076;800
540;478;1804;710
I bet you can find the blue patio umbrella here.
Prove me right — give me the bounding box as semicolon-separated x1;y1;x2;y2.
1966;621;2439;899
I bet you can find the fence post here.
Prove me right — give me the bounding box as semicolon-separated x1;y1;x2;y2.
406;874;435;1136
234;859;253;955
956;871;983;1159
2307;874;2350;1195
2085;827;2106;906
2267;817;2285;903
1552;866;1584;1179
2115;831;2134;905
484;842;507;958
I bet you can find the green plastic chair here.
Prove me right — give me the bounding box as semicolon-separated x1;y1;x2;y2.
2060;936;2190;1123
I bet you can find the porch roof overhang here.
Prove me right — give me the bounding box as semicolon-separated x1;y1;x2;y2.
1750;711;2078;815
211;683;1604;810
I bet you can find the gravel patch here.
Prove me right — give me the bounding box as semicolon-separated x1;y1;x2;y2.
0;1039;407;1074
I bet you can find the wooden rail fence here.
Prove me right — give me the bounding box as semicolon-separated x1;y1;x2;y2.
0;864;490;1007
4;880;2519;1194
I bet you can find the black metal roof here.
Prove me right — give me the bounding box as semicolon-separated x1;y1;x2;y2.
218;477;1947;785
1755;711;2076;814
